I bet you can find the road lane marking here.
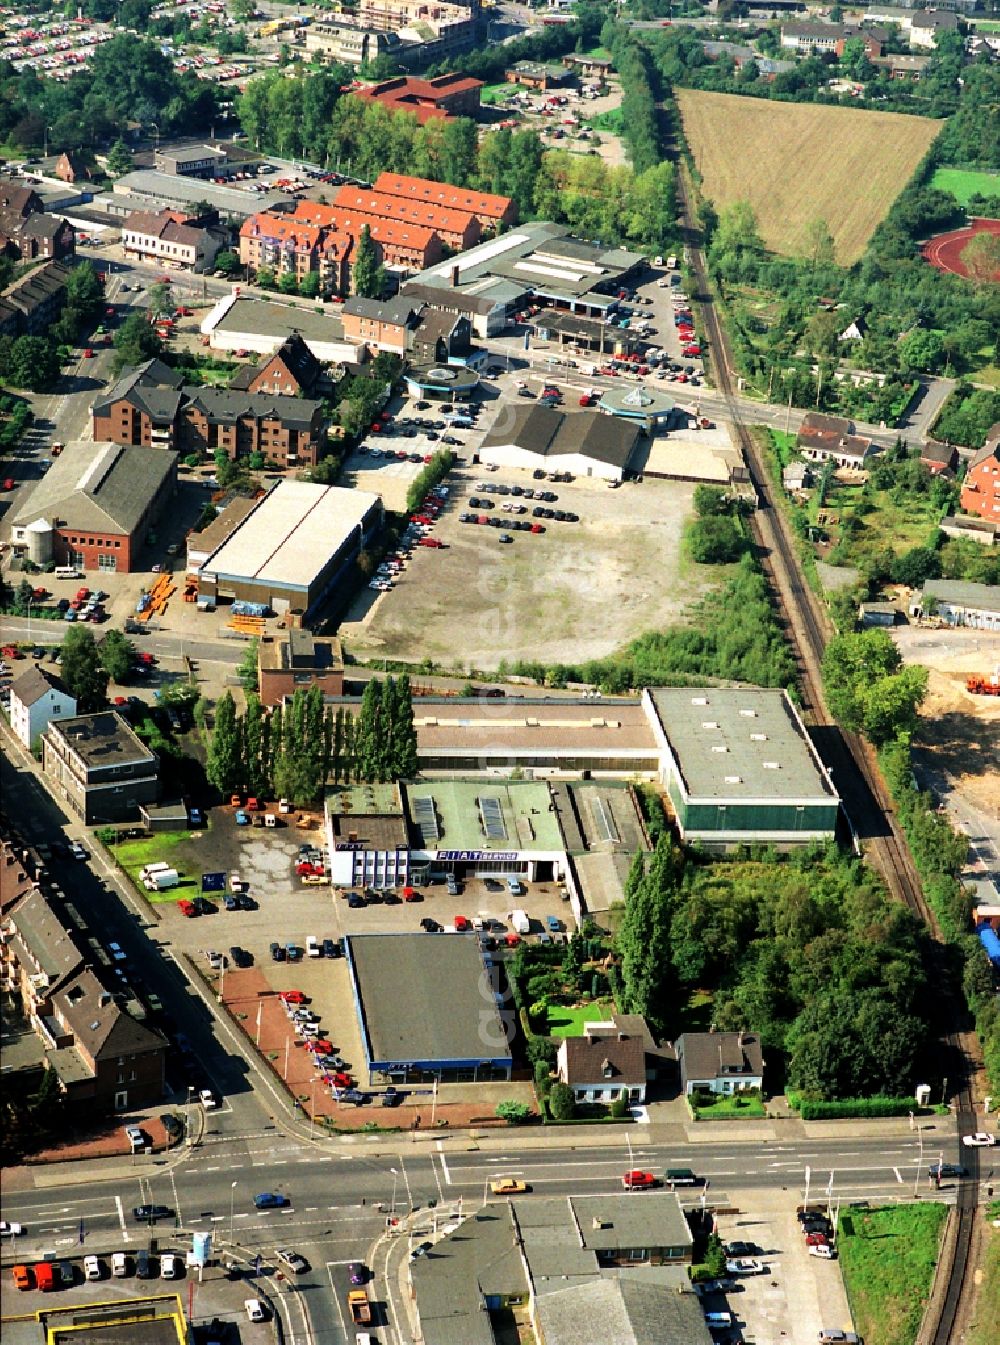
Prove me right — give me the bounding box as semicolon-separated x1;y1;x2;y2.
436;1143;451;1185
894;1168;903;1183
116;1196;129;1243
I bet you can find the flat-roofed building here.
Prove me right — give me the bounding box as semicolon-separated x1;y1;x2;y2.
42;711;160;823
258;628;345;707
643;687;840;847
345;931;512;1084
197;480;383;622
325;783;411;888
200;293;362;364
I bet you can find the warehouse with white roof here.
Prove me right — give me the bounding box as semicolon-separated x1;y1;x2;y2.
197;481;383;622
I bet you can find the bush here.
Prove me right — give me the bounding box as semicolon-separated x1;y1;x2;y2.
495;1100;531;1125
796;1096;916;1120
405;449;454;514
548;1081;576;1121
609;1096;629;1119
689;514;748;564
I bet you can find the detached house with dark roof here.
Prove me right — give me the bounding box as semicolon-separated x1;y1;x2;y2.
228;332;328;398
0;184;75;263
796;411;873;468
556;1016;651;1105
675;1030;764;1097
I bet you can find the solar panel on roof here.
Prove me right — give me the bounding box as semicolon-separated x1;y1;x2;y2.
412;795;438;845
479;796;507;841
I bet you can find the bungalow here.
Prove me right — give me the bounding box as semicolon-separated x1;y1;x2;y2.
797;411;873;468
556;1015;656;1105
675;1030;764;1096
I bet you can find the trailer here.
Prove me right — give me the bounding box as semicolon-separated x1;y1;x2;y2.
348;1289;372;1324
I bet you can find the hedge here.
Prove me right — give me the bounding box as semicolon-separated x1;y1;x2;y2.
797;1096;917;1120
405;449;454;514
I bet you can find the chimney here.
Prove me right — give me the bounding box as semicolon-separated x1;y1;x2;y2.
450;264;459;288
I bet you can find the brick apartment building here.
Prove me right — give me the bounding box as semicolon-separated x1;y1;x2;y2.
341;296;422;353
42;711;160;823
0;258;75;336
92;358;327;467
0;184;76;262
257;629;345;706
350;72;484;123
372;171;517;232
332;185;480;252
959;423;1000;523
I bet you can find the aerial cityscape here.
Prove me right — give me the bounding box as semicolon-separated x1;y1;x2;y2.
0;2;998;1345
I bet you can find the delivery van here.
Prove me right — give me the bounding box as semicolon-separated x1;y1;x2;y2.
140;862;170;882
54;566;82;579
144;868;179;891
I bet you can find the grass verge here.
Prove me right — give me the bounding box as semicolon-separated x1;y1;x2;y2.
837;1203;948;1345
929;167;1000;209
966;1213;1000;1345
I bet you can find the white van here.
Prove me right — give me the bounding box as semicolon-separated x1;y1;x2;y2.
124;1124;146;1154
705;1312;733;1329
144;868;179;891
54;566;82;579
245;1299;266;1322
140;862;170;883
306;935;321;958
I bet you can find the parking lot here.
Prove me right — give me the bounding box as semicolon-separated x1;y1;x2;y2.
704;1203;854;1345
340;447;709;669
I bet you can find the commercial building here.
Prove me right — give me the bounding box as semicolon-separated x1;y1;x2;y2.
258;628;345;707
42;711;160;823
20;1295;188;1345
201;293;362;364
404;361;479;402
8;666;77;752
345;931;513;1084
400;279;507;339
350;73;484;124
479;403;642;482
121;206;225;271
910;579;1000;630
154;143;229;178
92;359;327;468
333;183;481;252
302;0;482;68
675;1030;765;1097
597;383;676;432
507;59;576;89
644;687;840;846
10;440;177;573
407;220;645;321
374;172;518;233
959;423;1000;523
412;1194;699;1345
102;171;290;224
196;480;383;621
326;783;413;891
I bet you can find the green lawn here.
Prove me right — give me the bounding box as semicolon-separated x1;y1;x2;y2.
967;1217;1000;1345
546;1000;615;1037
816;478;944;567
689;1092;766;1119
837;1203;948;1345
930;167;1000;209
480;83;518;106
108;830;208;903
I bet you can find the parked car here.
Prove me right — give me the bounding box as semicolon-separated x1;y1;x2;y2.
621;1170;657;1190
726;1258;766;1276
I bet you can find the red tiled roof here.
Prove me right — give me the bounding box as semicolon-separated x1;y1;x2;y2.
332;186;477;239
291;200;437;251
351;73;483;124
373;171;513;222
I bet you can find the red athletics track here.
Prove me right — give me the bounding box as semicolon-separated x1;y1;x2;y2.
921;217;1000;280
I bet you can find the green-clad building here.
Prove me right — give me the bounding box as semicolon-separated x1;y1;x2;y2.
642;687;840;848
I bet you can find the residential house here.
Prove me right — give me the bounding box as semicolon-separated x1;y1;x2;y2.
41;711;160;823
8;666;77;752
121;207;225;271
227;332;328;398
410;308;471;364
92;359;328;468
257;629;345;706
919;440;958;476
154;144;228;178
839;316;868;342
782;461;812;493
350;73;484;124
910;579;1000;631
332;185;481;253
796;411;873;468
372;171;518;232
295;199;443;274
0;184;75;262
675;1030;765;1096
939;514;1000;547
341;296;423;354
556;1016;650;1105
0;259;75;336
53;151;92;184
870;52;931;79
10;440;177;574
399;280;508;339
909;9;960;47
959;424;1000;523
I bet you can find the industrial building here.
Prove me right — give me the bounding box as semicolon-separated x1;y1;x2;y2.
478;402;641;482
98;171;291;223
345;932;513;1085
200;293;362;364
196;480;383;621
910;579;1000;630
9;441;176;573
643;687;840;846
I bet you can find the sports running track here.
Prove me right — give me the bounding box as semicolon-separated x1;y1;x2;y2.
921;216;1000;280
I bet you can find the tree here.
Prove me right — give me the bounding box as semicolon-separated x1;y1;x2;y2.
277;271;298;295
299;271;321;298
7;336;58;391
236;637;259;695
60;626;109;712
689;515;747;564
495;1100;531;1125
214;250;241;278
106;138;133;177
12;578;34;616
147;282;172;317
206;690;244;795
960;230;1000;285
822;630;927;744
899;328;944;374
99;629;136;684
548;1081;576;1121
352;224;386;299
113;313;163;373
801;217;836;268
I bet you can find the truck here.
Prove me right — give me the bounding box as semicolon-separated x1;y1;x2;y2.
143;868;179;891
348;1289;372;1324
510;909;530;935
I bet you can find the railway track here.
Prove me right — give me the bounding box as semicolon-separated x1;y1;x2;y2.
673;177;981;1344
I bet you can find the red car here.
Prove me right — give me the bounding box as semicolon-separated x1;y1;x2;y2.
175;306;193;317
105;306;115;317
417;537;444;548
280;990;306;1004
332;1071;353;1089
578;394;593;407
157;275;172;284
454;915;470;931
530;523;545;534
805;1232;829;1246
83;348;94;358
138;652;155;666
380;410;391;421
622;1170;658;1190
683;345;702;357
310;1039;335;1056
370;422;381;433
178;900;196;918
2;477;14;491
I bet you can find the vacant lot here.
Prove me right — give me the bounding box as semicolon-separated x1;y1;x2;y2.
930;167;1000;209
339;462;714;670
837;1203;948;1345
676;90;942;264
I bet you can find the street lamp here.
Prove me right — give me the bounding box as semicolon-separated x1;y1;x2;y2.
44;125;53;159
229;1181;237;1244
186;1085;195;1149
